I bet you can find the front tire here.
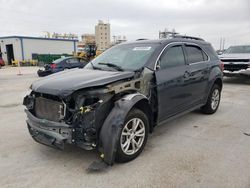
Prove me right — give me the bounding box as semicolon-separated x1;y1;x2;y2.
116;108;149;163
201;84;221;114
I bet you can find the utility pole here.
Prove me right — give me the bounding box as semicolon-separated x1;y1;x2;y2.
219;37;226;51
219;37;222;51
222;38;225;50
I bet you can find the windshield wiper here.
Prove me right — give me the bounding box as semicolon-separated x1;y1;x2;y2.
90;61;102;70
98;62;124;71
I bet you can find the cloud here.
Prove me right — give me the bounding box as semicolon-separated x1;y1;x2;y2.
0;0;249;49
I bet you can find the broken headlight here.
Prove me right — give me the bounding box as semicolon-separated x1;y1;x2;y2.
23;95;35;110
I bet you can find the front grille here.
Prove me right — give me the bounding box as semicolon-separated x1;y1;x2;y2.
35;97;64;122
224;64;249;71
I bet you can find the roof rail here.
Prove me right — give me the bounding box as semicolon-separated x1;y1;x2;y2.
173;34;205;41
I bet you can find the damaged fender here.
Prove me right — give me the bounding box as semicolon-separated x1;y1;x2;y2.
99;93;149;165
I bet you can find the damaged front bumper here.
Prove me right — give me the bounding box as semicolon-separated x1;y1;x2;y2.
25;109;72;150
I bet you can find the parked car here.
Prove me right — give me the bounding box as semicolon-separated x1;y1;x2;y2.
0;57;5;68
37;57;88;77
219;45;250;76
24;35;223;167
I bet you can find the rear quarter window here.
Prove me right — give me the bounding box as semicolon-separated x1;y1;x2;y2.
202;51;208;61
185;45;205;64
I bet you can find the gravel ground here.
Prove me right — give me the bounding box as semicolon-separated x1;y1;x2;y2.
0;66;250;188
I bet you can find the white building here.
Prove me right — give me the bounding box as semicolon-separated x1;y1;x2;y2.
95;20;110;51
0;36;78;65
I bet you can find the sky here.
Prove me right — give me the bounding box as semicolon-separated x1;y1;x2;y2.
0;0;249;49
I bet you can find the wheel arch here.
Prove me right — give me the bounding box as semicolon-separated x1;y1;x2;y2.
98;93;152;165
204;76;223;105
205;65;223;102
133;98;154;133
214;77;223;90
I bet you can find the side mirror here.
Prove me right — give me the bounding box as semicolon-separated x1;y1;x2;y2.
156;62;160;70
156;63;161;70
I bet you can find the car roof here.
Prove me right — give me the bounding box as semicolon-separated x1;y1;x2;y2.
121;37;210;46
57;56;81;60
121;37;211;71
62;56;75;59
53;56;75;63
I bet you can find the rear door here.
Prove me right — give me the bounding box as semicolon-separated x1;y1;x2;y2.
184;44;210;105
155;43;190;122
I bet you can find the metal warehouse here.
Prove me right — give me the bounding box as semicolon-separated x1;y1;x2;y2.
0;36;78;65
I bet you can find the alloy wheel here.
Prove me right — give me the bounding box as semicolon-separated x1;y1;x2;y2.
120;118;145;155
211;88;220;110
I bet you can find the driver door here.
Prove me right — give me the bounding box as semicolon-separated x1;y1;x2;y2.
155;43;190;122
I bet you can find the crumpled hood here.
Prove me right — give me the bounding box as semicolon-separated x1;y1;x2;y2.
31;68;135;97
219;53;250;60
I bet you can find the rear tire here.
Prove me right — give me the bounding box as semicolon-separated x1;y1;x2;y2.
116;108;149;163
201;84;221;114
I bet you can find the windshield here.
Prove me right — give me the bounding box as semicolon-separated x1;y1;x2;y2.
87;43;159;71
224;46;250;54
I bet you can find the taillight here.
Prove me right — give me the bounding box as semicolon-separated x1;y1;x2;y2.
50;63;56;69
220;61;224;71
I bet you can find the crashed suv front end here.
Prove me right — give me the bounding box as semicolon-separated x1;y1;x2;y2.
23;89;112;150
23;63;155;165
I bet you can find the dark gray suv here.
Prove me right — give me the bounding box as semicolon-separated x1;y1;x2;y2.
23;35;223;167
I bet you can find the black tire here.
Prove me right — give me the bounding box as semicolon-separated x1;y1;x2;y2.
201;84;221;114
116;108;149;163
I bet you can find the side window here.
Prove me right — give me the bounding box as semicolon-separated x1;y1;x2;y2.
185;45;206;64
66;58;79;64
159;46;185;69
202;51;209;61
